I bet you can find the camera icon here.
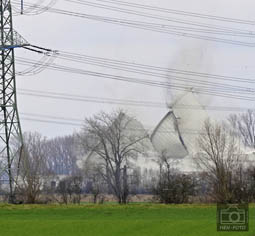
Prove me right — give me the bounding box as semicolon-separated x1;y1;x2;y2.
220;206;245;225
217;203;248;231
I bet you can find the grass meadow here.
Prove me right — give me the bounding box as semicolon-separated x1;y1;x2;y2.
0;203;254;236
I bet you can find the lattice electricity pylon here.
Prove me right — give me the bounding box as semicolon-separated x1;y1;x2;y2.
0;0;26;203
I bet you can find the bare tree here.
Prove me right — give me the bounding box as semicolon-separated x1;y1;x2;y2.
154;172;196;204
57;176;83;204
156;150;179;184
45;135;79;176
129;167;142;194
153;151;195;204
83;162;106;203
228;110;255;148
80;110;148;204
195;119;245;203
17;132;51;203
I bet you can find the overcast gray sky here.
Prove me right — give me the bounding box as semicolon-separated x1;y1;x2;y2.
11;0;255;138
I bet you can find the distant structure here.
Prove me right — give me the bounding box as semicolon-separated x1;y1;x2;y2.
151;90;208;161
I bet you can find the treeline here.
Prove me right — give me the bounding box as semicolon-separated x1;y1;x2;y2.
1;109;255;204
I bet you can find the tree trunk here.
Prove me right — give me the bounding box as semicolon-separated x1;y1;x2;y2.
122;165;128;204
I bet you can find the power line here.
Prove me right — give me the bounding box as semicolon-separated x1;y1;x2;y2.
21;116;82;127
16;48;255;99
68;0;253;36
17;49;255;86
9;1;255;140
20;114;204;135
57;51;255;84
20;112;84;122
17;56;255;94
11;1;255;47
18;90;166;108
17;88;255;112
83;0;255;26
16;57;255;101
13;0;58;16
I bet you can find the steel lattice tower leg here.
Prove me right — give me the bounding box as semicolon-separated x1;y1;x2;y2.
0;0;23;203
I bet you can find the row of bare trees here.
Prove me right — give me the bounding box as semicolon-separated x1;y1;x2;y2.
0;132;81;203
0;109;151;204
149;110;255;204
2;109;255;204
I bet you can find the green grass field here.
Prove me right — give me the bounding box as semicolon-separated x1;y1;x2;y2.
0;203;254;236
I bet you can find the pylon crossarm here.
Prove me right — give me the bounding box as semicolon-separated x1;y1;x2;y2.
0;29;30;50
0;44;28;50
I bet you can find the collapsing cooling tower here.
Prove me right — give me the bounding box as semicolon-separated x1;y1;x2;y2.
151;110;188;159
151;91;208;159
